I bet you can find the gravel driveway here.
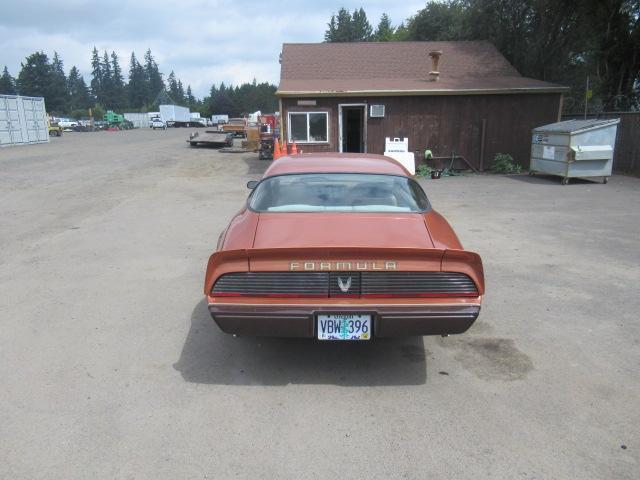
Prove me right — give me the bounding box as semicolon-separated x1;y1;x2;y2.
1;129;638;479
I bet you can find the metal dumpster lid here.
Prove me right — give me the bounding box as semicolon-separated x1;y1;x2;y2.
533;118;620;134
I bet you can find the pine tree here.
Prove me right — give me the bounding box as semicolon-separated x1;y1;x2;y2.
144;49;164;106
128;52;147;109
351;7;373;41
324;15;337;42
17;52;54;103
167;70;179;103
375;13;395;41
110;51;126;109
49;52;68;112
393;22;410;41
0;66;17;94
177;80;185;105
101;51;113;107
204;80;277;117
325;8;353;42
186;85;196;109
67;66;92;111
90;47;102;104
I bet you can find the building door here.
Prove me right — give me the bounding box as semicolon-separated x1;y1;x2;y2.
339;104;366;153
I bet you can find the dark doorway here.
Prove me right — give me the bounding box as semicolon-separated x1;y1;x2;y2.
341;106;365;153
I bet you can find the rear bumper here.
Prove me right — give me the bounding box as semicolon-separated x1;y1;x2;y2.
208;303;480;337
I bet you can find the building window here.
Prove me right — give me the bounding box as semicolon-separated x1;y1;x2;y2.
288;112;329;143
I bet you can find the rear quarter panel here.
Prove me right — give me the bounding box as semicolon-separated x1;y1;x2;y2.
423;210;463;250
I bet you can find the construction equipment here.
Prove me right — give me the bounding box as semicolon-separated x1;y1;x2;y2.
47;116;63;137
258;115;277;160
103;110;133;130
221;117;247;137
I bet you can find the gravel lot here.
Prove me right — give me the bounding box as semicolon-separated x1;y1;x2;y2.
1;129;639;479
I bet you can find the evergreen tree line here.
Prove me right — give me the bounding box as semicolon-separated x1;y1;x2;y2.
205;81;278;117
0;48;278;118
325;2;640;112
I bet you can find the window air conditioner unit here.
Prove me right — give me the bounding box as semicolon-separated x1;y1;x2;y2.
370;105;385;118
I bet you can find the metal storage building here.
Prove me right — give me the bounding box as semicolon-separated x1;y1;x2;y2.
530;119;620;184
0;94;49;147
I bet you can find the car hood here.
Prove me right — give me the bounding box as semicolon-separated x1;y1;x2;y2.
252;213;433;249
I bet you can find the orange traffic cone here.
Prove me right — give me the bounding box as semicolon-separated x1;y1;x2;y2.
273;138;281;159
290;141;298;155
282;139;288;155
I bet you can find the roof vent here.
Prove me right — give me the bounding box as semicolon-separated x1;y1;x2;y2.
428;50;442;82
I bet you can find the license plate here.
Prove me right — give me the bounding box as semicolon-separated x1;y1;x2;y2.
317;314;371;341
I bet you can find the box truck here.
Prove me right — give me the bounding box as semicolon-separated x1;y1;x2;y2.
160;105;191;127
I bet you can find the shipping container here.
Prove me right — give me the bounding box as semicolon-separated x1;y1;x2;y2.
0;94;49;147
123;112;149;128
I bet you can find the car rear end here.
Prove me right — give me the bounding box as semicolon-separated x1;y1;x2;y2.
205;247;483;340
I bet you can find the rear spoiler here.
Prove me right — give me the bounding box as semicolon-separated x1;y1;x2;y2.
204;247;484;296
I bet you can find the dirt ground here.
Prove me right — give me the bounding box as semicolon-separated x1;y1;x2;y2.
1;128;639;479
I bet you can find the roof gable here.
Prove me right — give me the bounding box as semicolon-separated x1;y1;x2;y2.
277;41;566;96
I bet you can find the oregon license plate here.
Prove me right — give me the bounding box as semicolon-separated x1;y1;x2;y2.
317;314;371;341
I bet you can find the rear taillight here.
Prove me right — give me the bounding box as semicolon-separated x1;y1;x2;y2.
211;272;478;298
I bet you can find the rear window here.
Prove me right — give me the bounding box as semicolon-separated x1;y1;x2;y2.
249;173;430;213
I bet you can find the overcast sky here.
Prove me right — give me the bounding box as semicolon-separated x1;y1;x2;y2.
0;0;424;98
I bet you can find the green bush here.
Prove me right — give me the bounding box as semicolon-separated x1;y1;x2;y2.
416;164;432;177
492;153;522;174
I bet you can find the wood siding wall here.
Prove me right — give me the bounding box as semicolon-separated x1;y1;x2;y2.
282;93;562;169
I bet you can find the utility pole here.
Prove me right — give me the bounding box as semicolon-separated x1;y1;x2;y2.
584;76;589;119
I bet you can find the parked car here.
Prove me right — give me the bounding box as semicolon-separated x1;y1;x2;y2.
58;120;78;129
204;153;485;340
151;119;167;130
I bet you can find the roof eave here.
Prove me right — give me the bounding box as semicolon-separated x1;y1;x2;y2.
276;86;570;97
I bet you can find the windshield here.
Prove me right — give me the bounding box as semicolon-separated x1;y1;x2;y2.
249;173;430;213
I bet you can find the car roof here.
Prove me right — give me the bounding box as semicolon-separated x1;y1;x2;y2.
263;153;411;177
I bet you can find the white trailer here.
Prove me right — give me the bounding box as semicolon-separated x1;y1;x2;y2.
159;104;191;127
0;94;49;147
123;112;149;128
211;115;229;124
210;114;229;131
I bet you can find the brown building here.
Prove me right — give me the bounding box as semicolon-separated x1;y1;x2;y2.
276;41;568;169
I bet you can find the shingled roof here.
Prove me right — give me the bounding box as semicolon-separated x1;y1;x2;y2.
277;41;567;97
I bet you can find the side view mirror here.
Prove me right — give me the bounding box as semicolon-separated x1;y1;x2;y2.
247;180;259;190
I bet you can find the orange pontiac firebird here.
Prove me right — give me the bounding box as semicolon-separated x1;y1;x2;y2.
204;153;484;341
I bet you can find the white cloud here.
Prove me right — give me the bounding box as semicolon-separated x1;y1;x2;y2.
0;0;424;98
